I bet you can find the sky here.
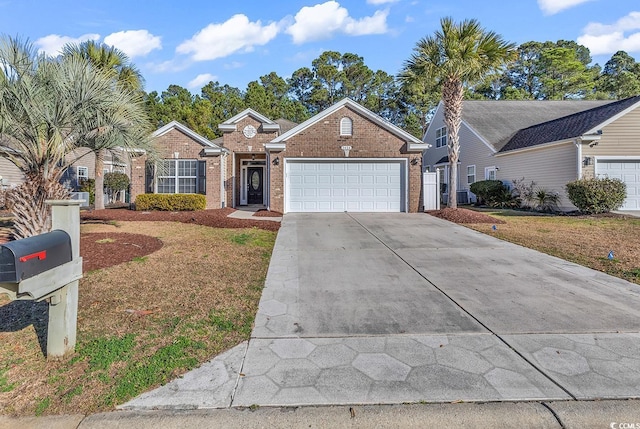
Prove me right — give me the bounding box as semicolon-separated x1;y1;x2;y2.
1;0;639;94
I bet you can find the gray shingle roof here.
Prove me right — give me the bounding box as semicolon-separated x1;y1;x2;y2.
462;100;613;151
499;95;640;152
275;118;298;134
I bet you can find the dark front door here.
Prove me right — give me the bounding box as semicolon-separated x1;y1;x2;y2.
247;167;263;204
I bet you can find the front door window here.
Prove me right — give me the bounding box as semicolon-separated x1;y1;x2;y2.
247;167;263;204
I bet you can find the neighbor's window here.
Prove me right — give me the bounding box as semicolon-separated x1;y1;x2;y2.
77;166;89;182
467;165;476;185
435;127;447;148
485;166;497;181
157;159;205;194
340;117;353;136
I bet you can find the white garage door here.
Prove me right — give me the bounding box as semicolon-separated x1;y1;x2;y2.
286;160;404;212
597;160;640;210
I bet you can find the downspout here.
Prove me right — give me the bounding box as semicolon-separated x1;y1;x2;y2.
232;153;236;208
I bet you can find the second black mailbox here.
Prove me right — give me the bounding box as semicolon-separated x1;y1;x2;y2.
0;230;73;283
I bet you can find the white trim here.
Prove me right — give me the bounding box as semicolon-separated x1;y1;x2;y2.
153;121;221;149
435;126;447;148
485;166;497;181
283;157;409;213
340;117;353;136
264;142;286;152
576;140;583;179
240;161;266;205
203;147;226;155
595;156;640;161
271;98;423;146
220;152;227;208
76;166;89;181
467;164;476;185
584;99;640;135
495;139;573;157
218;108;280;133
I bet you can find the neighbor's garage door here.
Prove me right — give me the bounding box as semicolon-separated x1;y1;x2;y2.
286;160;404;212
597;160;640;210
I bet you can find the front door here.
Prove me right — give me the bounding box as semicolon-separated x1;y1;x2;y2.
247;167;263;204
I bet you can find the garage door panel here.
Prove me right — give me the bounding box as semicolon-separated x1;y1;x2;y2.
597;160;640;211
287;160;404;212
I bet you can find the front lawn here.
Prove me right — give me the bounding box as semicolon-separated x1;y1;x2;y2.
0;219;276;415
464;209;640;285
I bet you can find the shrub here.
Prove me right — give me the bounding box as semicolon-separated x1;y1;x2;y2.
566;177;626;214
80;179;95;205
511;178;537;209
135;194;206;211
488;186;521;209
530;188;560;212
104;172;130;204
470;180;507;206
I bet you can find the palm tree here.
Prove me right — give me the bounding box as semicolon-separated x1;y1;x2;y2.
400;18;515;208
0;36;151;238
62;41;145;210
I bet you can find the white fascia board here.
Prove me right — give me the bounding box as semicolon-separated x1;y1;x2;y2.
220;108;278;127
218;124;237;132
153;120;219;148
408;143;430;152
272;98;423;145
264;142;286;152
203;147;227;155
579;134;601;142
584;99;640;135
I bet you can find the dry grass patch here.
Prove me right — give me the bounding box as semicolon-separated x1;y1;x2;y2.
0;221;276;416
465;212;640;284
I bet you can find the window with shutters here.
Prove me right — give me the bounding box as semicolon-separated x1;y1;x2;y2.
340;117;353;136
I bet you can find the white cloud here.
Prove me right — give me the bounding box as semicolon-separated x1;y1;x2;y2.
176;14;279;61
35;33;100;56
187;73;218;89
286;1;389;44
537;0;592;15
577;12;640;55
103;30;162;58
223;61;244;70
367;0;398;4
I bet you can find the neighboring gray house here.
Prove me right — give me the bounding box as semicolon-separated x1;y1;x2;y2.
423;96;640;211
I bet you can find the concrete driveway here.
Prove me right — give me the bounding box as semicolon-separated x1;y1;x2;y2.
235;213;640;406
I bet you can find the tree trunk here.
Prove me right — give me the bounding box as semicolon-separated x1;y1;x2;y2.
442;77;464;209
10;173;69;239
94;149;105;210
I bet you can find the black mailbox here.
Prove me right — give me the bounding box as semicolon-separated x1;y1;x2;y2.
0;230;72;283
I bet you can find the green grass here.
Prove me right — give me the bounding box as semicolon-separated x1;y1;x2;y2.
78;334;136;371
0;369;15;393
34;397;50;416
96;238;116;244
230;228;276;247
131;256;148;263
105;336;204;405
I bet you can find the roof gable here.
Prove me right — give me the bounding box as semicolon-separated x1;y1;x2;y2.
152;121;221;149
499;95;640;153
218;108;280;132
270;98;425;150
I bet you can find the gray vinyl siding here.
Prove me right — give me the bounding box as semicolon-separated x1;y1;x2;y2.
423;104;448;168
0;157;24;186
495;142;579;210
582;106;640;178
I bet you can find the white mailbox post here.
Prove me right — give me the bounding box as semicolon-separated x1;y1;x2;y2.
0;200;83;359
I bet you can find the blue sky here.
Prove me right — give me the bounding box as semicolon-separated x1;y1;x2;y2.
1;0;638;94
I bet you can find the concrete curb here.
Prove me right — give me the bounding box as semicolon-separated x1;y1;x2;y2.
3;400;640;429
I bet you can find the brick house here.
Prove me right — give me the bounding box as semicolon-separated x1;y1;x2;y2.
131;98;428;213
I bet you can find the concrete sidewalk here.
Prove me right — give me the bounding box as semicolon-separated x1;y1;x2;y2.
4;400;640;428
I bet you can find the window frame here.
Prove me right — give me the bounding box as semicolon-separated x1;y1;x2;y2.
156;159;202;194
435;127;447;148
485;166;497;181
467;165;476;185
76;166;89;182
340;117;353;136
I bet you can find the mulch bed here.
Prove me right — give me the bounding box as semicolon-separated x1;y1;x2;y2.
80;208;280;231
426;208;506;224
81;233;163;272
253;209;283;217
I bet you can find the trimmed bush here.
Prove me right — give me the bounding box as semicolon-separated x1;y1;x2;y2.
566;177;626;214
135;194;206;211
470;180;507;205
